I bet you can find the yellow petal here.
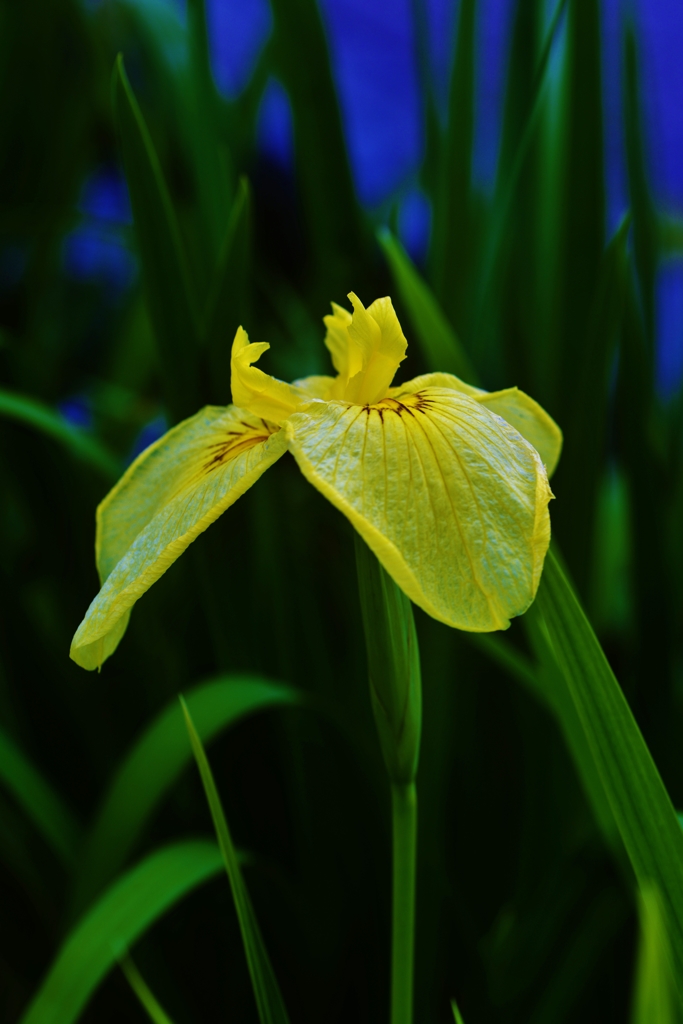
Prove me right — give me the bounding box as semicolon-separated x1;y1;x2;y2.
395;372;562;476
291;374;337;400
70;406;287;670
323;302;358;381
344;293;408;405
477;388;562;476
230;327;311;424
321;294;408;405
285;387;552;632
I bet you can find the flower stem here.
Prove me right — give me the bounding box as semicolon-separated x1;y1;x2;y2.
354;536;421;1024
391;781;417;1024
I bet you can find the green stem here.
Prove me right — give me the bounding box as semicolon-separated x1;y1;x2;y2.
354;536;421;1023
391;781;418;1024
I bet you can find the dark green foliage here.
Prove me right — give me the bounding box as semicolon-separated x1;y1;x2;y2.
2;2;683;1022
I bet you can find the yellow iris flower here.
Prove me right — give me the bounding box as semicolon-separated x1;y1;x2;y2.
70;293;561;670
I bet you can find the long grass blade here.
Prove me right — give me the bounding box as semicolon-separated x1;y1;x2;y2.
203;176;251;402
18;840;223;1024
184;0;231;268
181;697;290;1024
0;724;81;867
553;213;631;593
535;550;683;992
474;0;568;358
71;675;300;916
631;885;677;1024
554;0;605;415
451;999;465;1024
119;954;177;1024
524;603;621;852
431;0;476;335
0;388;120;480
377;228;479;384
624;26;658;348
269;0;366;291
113;53;200;421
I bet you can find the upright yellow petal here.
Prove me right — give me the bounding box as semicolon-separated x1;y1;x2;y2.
285;387;552;632
321;294;408;405
395;372;562;476
230;327;311;424
323;302;357;380
344;293;408;405
70;406;287;670
291;374;337;400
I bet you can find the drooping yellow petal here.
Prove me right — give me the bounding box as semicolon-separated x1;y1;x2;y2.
477;388;562;476
70;406;287;670
285;387;552;632
230;327;311;424
395;372;562;476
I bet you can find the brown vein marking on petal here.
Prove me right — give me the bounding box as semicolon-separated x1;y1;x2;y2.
362;390;435;420
202;422;277;474
165;421;278;503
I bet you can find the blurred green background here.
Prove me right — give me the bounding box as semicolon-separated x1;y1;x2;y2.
2;0;683;1021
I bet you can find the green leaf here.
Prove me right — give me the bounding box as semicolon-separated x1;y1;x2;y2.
552;213;631;594
184;0;231;267
451;999;465;1024
377;228;479;384
534;550;683;991
631;885;678;1024
659;213;683;258
203;176;251;402
113;54;200;421
0;387;120;480
554;0;605;416
269;0;366;293
624;26;658;348
431;0;476;335
71;675;301;916
181;698;291;1024
119;954;177;1024
477;0;569;387
0;724;81;867
18;840;223;1024
524;604;621;853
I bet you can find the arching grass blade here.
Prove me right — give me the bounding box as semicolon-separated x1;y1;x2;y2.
451;999;465;1024
377;228;478;384
72;675;301;916
0;724;81;867
203;177;251;403
19;840;223;1024
113;54;200;422
181;697;290;1024
631;885;678;1024
0;388;120;480
535;550;683;994
119;954;177;1024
